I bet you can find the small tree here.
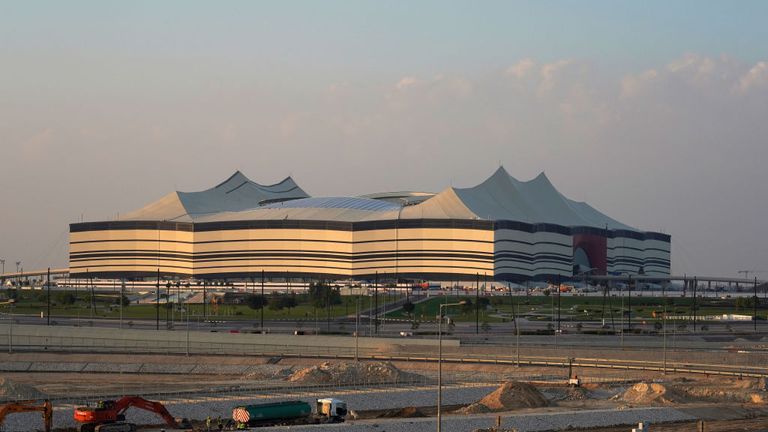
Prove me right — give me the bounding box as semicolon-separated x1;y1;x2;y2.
268;295;286;311
55;292;76;305
460;299;474;314
245;294;267;310
283;294;298;311
308;282;341;308
402;300;415;317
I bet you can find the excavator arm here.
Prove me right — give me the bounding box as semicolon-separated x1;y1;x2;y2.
113;396;178;428
0;400;52;432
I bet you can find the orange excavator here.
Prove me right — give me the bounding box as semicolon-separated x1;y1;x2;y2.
0;399;52;432
73;396;180;432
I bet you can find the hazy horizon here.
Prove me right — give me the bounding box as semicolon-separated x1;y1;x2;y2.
1;1;767;277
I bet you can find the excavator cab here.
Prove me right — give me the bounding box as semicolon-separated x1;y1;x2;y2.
74;396;179;432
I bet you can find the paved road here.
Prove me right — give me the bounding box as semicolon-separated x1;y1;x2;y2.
5;313;766;353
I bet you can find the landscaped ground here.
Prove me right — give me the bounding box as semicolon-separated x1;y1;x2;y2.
386;295;766;324
0;290;399;321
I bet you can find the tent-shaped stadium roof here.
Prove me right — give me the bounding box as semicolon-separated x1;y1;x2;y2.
120;171;309;222
120;167;635;230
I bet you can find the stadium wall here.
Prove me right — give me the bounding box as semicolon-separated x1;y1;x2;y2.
69;220;669;280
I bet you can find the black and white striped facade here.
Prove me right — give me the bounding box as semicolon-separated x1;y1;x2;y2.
69;169;670;281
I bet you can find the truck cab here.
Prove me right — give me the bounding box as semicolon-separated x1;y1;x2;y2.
316;398;347;421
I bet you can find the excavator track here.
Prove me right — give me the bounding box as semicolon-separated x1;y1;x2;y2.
94;422;136;432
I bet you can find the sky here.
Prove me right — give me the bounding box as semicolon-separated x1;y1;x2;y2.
0;1;767;277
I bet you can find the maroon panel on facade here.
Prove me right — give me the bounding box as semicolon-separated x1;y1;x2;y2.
572;234;607;274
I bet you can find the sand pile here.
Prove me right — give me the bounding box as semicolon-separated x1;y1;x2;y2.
563;386;589;401
618;382;689;405
287;361;423;384
679;377;768;403
459;382;547;414
376;406;427;418
242;365;294;380
0;377;47;401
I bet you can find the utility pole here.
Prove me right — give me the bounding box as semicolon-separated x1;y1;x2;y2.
556;274;561;332
374;272;378;334
355;292;360;361
120;279;124;329
692;277;697;332
475;273;480;334
627;274;632;331
203;279;207;321
46;267;51;326
156;268;160;331
755;277;759;332
663;287;668;375
261;269;265;330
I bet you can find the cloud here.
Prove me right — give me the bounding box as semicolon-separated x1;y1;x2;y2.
737;61;768;93
394;76;418;91
538;59;573;93
2;53;768;277
505;58;536;79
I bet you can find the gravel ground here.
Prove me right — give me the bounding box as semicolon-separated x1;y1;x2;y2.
252;407;696;432
0;384;495;431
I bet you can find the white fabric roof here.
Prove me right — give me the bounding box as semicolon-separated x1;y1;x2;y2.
121;171;309;222
120;168;634;230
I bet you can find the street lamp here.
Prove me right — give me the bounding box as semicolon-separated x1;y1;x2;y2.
437;301;466;432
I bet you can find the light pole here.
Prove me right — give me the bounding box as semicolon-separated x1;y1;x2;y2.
261;269;265;330
355;292;360;361
438;301;466;432
7;301;14;353
119;279;124;330
46;267;51;326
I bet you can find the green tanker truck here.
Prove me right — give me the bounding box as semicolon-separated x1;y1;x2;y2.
232;398;347;428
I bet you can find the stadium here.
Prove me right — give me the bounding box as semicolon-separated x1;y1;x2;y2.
68;168;670;281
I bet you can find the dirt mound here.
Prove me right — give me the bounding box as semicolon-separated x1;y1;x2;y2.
0;377;48;401
376;406;427;418
287;361;424;384
564;386;589;401
459;381;547;414
242;365;294;380
618;382;689;405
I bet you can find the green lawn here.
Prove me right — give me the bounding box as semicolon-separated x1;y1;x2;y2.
0;291;394;322
387;295;766;323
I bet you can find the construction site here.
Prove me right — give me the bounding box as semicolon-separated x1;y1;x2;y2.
0;315;767;432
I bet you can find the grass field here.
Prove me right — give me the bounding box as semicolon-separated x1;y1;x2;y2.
386;295;766;324
0;290;401;322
